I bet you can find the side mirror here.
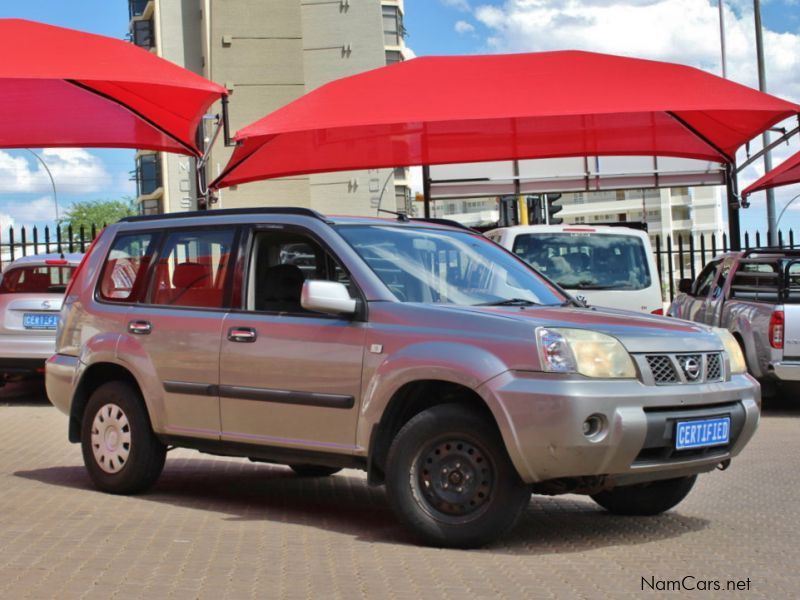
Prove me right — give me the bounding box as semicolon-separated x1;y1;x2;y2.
678;278;693;295
301;280;357;316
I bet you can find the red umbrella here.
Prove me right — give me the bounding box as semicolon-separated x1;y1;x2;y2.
742;150;800;197
212;50;799;189
0;19;227;156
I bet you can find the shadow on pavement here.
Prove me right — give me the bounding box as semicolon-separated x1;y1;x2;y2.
0;379;49;406
15;460;709;553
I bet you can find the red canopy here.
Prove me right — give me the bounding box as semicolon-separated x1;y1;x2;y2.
212;50;800;189
0;19;227;156
742;150;800;197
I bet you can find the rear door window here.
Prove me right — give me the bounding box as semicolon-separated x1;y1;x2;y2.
0;265;75;294
98;233;156;302
149;228;236;309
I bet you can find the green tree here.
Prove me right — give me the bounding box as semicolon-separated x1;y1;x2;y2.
59;198;136;237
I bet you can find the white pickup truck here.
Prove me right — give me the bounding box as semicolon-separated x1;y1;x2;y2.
668;249;800;396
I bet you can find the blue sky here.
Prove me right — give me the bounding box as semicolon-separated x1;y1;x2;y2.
1;0;799;235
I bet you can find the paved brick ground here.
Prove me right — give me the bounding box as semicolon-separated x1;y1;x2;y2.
1;381;799;599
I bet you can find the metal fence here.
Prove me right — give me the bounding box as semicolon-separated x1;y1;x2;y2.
655;229;797;302
0;224;100;271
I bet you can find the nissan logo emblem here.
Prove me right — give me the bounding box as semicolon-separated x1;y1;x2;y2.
684;357;701;381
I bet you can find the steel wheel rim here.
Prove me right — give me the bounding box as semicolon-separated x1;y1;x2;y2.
90;403;131;474
412;437;495;524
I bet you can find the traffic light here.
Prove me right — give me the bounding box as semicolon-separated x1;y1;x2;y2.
526;194;544;224
498;195;519;227
546;193;563;224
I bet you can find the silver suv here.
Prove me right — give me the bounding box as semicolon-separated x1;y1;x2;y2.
46;208;760;547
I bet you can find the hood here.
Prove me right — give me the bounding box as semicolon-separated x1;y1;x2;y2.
433;304;721;354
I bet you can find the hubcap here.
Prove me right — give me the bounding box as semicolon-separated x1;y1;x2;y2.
90;403;131;474
415;439;494;520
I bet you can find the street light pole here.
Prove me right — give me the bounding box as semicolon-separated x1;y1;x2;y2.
775;192;800;231
23;149;59;223
754;0;777;245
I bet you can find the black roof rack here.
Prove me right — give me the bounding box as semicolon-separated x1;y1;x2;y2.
119;207;331;224
741;247;800;258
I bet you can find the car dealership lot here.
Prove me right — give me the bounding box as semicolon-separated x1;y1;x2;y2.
1;382;798;600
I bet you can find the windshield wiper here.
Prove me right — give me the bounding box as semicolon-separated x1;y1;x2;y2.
568;282;617;290
475;298;540;306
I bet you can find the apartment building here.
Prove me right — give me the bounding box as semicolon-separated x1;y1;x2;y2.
128;0;410;216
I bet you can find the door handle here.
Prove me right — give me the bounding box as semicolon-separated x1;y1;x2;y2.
128;320;152;335
228;327;257;343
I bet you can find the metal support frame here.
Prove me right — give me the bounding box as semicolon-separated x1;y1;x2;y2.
422;164;432;218
725;162;742;250
737;122;800;173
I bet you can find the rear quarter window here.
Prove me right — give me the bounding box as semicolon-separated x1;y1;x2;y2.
98;233;156;302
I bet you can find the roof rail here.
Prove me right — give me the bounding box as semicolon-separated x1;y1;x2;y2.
119;207;331;224
410;217;476;231
741;246;800;257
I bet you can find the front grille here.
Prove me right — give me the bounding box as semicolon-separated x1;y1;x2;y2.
646;355;679;384
706;353;722;381
642;352;725;385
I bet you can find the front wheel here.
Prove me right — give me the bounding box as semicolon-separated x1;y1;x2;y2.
385;404;530;548
590;475;697;516
80;381;166;495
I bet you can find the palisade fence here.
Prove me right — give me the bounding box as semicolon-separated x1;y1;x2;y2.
1;222;797;304
654;229;797;302
0;224;100;271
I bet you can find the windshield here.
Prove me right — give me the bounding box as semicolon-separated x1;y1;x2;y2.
337;225;566;306
511;232;652;291
0;265;75;294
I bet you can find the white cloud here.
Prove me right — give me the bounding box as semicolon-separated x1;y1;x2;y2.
0;148;113;195
471;0;799;103
455;20;476;34
0;196;67;227
442;0;472;11
0;213;14;231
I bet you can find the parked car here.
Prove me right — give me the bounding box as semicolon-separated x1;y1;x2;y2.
46;208;759;547
668;248;800;396
0;253;83;386
486;224;664;314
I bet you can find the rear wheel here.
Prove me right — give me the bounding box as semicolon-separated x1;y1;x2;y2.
590;475;697;516
385;404;529;548
81;381;166;494
289;464;341;477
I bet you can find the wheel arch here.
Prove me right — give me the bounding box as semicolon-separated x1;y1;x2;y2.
366;379;501;485
69;362;145;443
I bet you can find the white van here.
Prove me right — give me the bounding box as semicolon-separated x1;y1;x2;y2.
487;225;664;314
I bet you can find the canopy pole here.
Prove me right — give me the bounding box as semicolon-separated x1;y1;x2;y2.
222;95;233;147
726;162;742;250
423;164;432;218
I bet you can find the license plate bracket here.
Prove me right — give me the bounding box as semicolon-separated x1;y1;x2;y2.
675;416;730;450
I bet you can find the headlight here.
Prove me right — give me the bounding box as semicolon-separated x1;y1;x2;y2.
536;327;636;378
714;328;747;375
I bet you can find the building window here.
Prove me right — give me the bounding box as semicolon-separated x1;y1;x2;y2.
132;19;154;49
385;50;403;65
574;216;586;224
136;154;162;197
383;5;404;46
128;0;150;19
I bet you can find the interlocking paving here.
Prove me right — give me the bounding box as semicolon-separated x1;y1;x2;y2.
1;381;798;599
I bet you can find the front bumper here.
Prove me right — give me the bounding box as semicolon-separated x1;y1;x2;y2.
478;371;760;485
44;353;80;416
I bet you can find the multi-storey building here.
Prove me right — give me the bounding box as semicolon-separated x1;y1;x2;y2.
128;0;410;216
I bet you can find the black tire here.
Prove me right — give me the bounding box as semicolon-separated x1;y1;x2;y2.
590;475;697;516
385;404;530;548
80;381;166;495
289;464;342;477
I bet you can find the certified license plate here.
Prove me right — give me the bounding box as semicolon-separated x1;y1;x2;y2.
675;417;730;450
22;313;58;330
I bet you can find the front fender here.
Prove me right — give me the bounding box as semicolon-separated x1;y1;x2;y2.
357;341;508;449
